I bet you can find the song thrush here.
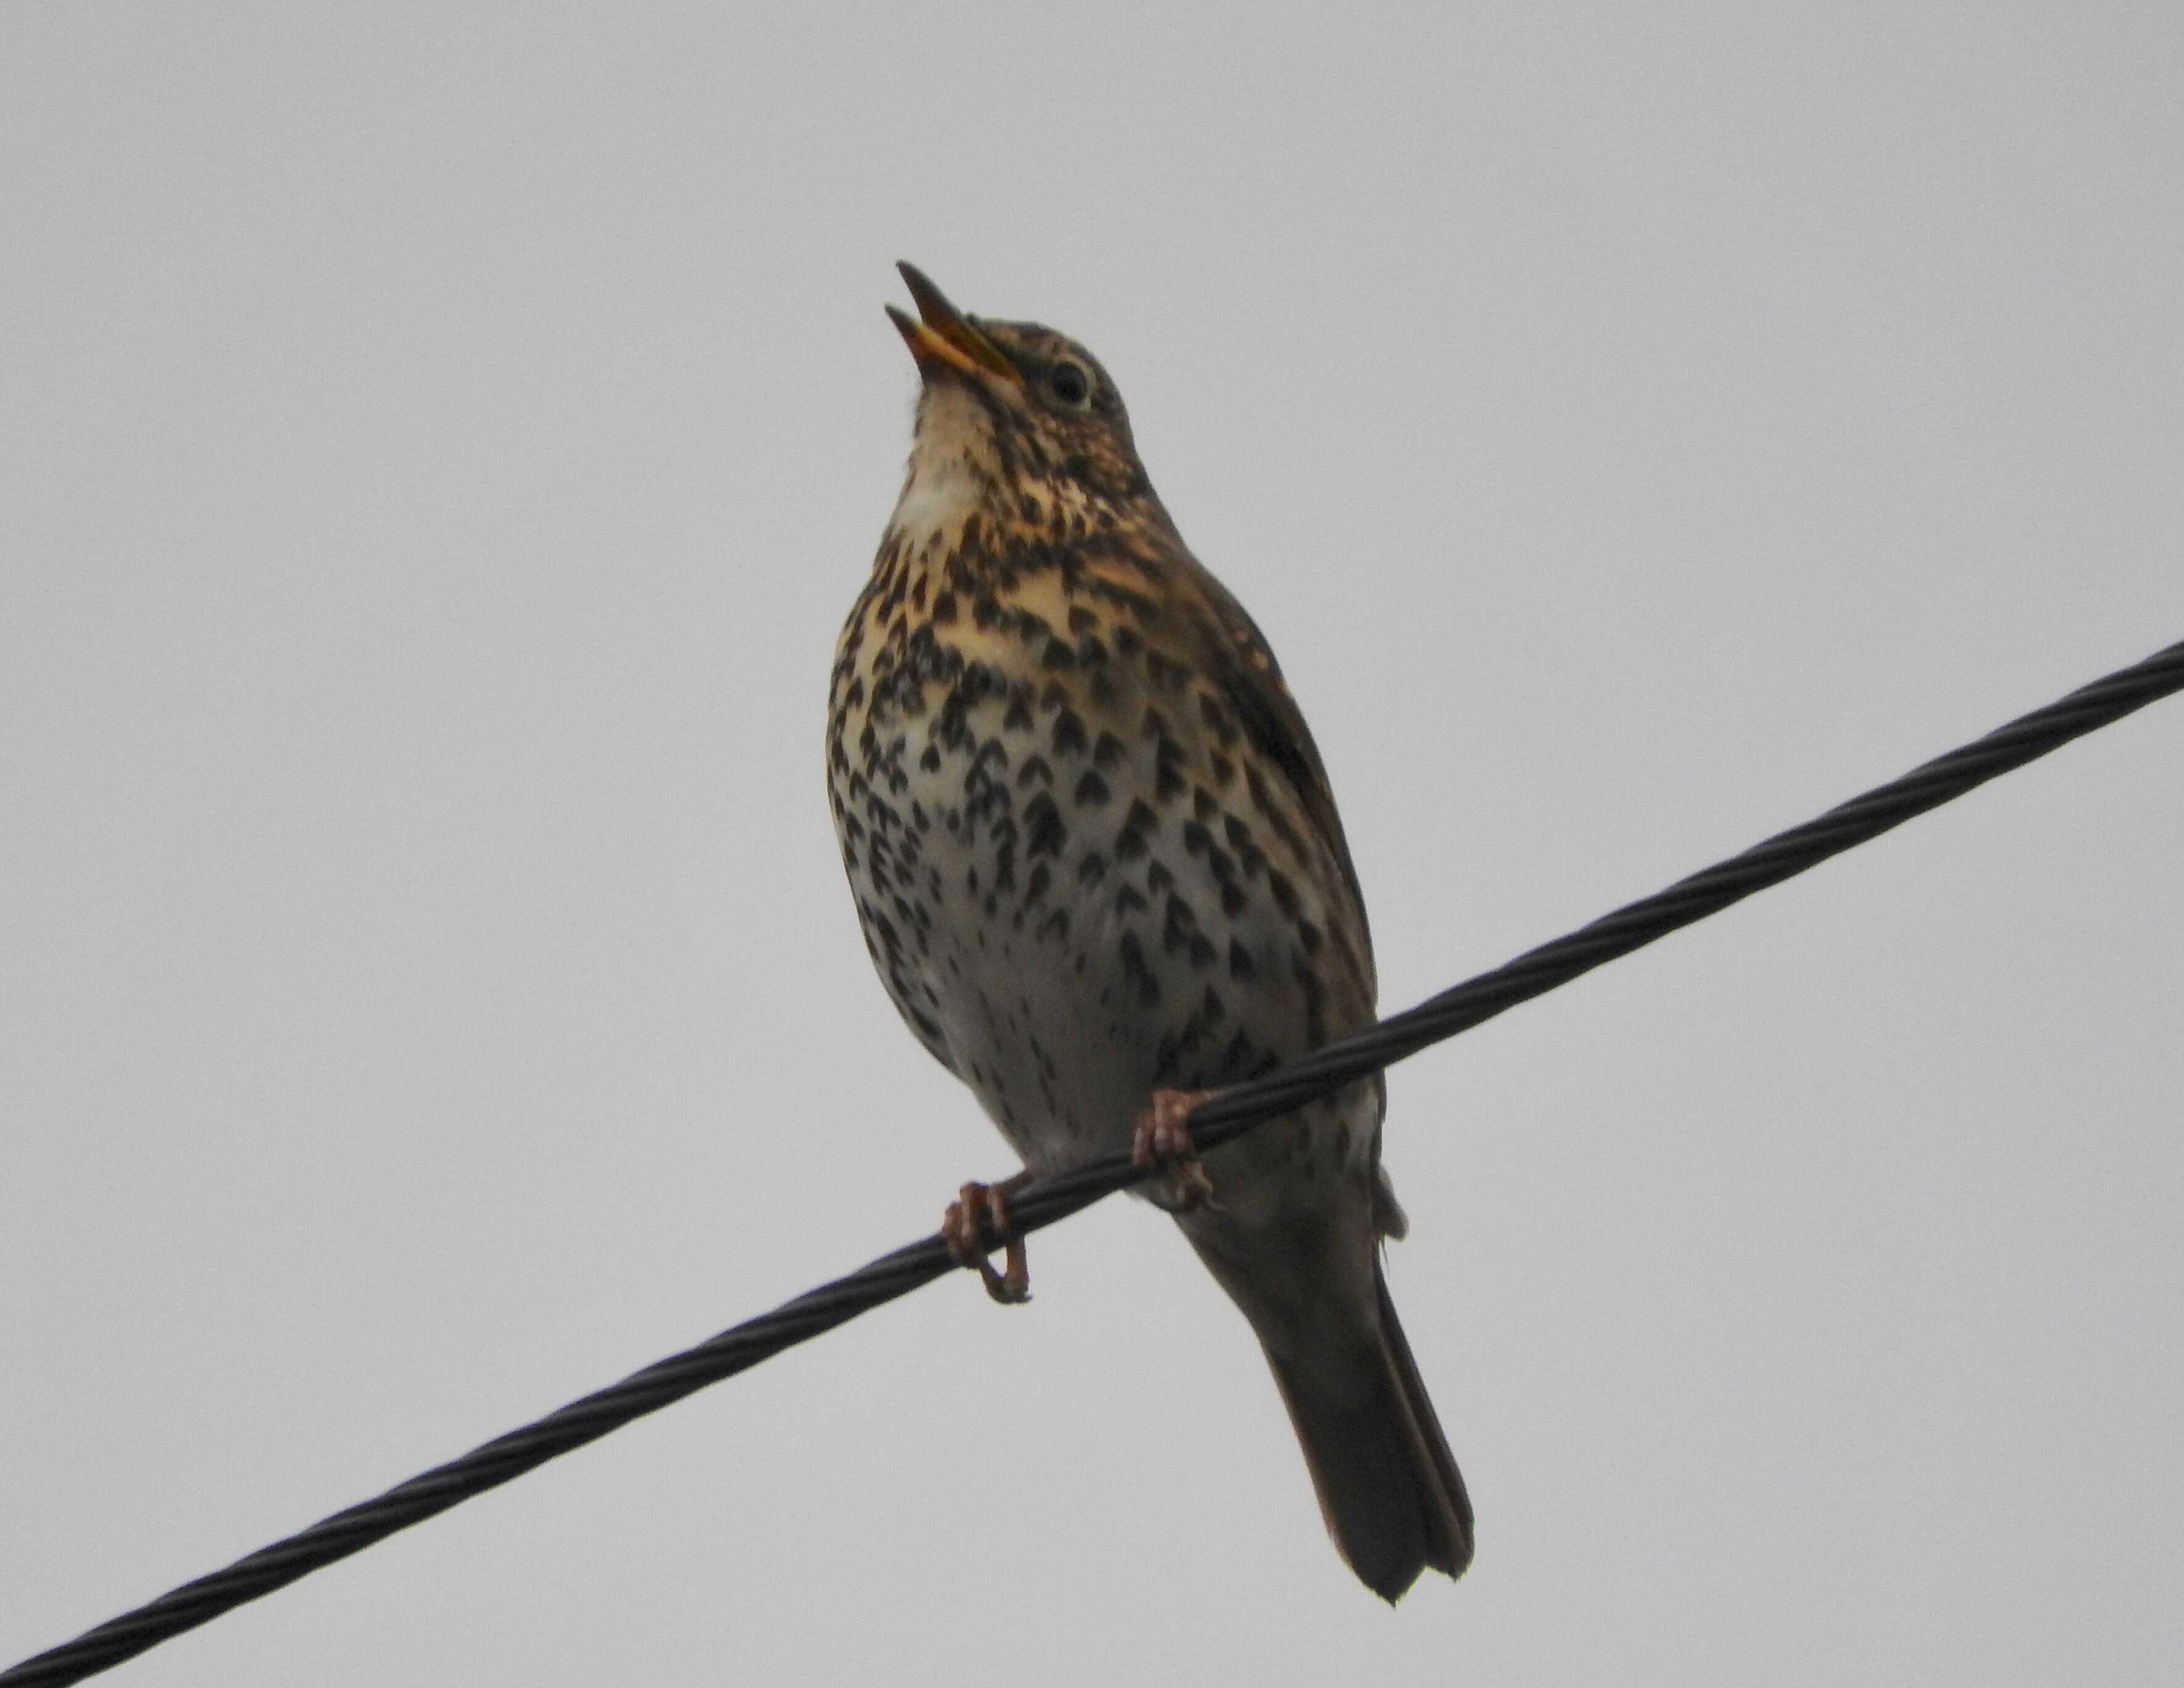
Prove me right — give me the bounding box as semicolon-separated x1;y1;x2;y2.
825;265;1472;1600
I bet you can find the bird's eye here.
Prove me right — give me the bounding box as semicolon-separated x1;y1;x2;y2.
1047;360;1093;407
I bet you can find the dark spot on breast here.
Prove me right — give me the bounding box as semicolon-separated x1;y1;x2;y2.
1119;930;1160;1005
1145;650;1188;694
1292;951;1327;1045
1227;939;1255;981
1074;769;1110;806
1161;893;1199;956
1221;1029;1266;1075
1244;764;1311;862
1024;792;1067;858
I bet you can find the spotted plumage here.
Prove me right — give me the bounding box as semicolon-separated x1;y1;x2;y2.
825;265;1471;1600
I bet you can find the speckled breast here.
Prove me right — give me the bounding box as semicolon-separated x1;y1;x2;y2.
827;520;1374;1180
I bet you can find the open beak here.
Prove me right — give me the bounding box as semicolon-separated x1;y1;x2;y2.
887;262;1021;384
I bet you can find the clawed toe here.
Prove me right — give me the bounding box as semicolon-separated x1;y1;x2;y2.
942;1173;1032;1304
1132;1088;1216;1211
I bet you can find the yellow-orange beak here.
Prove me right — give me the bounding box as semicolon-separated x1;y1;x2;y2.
887;262;1021;384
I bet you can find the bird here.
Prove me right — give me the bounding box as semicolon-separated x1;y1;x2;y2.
825;263;1471;1600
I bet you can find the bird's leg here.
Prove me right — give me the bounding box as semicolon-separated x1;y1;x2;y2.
942;1171;1034;1304
1132;1088;1216;1211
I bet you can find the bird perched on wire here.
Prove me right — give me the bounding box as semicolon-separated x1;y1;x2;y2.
825;264;1471;1600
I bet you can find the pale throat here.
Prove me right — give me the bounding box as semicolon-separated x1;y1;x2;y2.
886;382;1004;556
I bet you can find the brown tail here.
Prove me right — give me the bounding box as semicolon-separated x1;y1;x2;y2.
1263;1262;1474;1600
1186;1206;1473;1602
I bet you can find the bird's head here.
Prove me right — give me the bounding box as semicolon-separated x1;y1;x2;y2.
886;263;1156;524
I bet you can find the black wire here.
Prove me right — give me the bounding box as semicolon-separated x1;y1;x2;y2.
7;635;2182;1687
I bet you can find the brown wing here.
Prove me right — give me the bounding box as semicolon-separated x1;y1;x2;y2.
1171;552;1376;996
1174;551;1392;1146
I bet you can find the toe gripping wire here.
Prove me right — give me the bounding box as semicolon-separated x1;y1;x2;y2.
6;635;2182;1687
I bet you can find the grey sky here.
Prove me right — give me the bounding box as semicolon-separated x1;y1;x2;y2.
4;5;2181;1684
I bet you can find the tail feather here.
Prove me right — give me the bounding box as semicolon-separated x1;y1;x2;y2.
1265;1262;1473;1600
1186;1199;1472;1603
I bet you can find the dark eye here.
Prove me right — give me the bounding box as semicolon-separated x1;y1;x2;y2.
1047;360;1093;407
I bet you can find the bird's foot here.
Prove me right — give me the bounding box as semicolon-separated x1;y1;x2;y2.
1132;1088;1216;1212
942;1172;1034;1304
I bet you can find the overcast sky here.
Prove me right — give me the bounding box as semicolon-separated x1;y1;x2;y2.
4;6;2182;1685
